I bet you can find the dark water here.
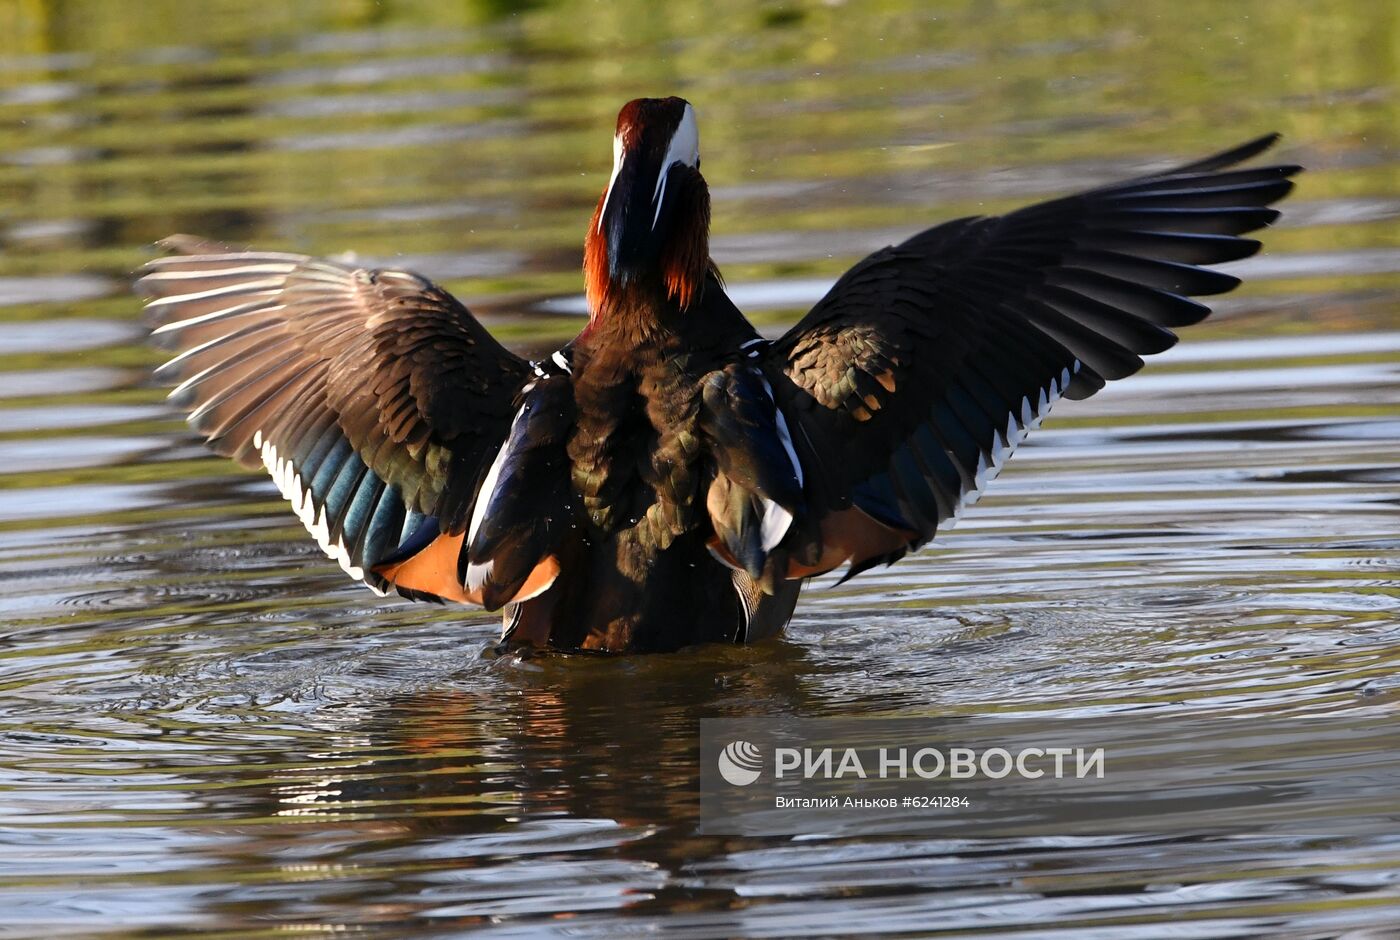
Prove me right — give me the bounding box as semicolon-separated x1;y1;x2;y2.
1;1;1398;936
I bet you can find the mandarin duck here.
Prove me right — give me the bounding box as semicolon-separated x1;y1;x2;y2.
140;97;1297;652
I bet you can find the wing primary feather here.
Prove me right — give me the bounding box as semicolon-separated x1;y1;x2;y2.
762;134;1292;586
143;240;532;600
1157;132;1280;175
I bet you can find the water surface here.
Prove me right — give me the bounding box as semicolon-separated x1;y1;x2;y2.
0;1;1398;936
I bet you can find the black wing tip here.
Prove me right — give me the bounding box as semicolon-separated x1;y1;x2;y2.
1168;132;1299;176
1239;131;1282;158
1235;237;1264;260
1205;272;1244;296
1206;132;1280;167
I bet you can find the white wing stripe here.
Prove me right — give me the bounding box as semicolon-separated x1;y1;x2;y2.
144;277;287;309
150;300;286;336
258;434;374;586
758;375;804;487
466;403;526;547
942;362;1079;525
141;263;298;281
759;499;793;553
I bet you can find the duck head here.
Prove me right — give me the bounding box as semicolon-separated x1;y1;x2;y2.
585;97;711;315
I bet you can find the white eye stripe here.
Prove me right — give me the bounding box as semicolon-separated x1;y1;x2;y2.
598;133;625;233
599;104;701;233
652;103;700;230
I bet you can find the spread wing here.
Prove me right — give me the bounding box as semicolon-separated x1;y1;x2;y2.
764;135;1300;580
139;235;533;602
